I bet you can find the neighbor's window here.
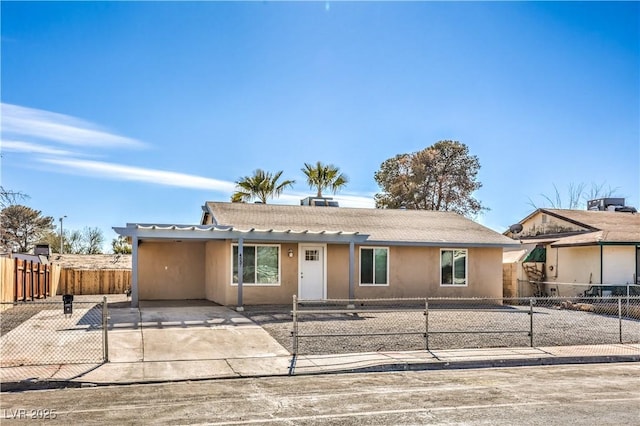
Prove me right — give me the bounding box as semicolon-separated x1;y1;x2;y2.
232;244;280;285
441;249;467;286
360;247;388;285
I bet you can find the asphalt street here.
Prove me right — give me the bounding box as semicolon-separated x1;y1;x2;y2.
2;363;639;425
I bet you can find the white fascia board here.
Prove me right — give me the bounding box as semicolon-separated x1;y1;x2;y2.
115;225;369;244
364;240;522;248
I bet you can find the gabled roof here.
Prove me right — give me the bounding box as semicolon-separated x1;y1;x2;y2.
205;202;518;247
516;208;640;245
542;209;638;233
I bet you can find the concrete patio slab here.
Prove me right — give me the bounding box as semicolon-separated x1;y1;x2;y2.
141;327;289;361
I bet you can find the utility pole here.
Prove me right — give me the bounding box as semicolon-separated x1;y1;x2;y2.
59;215;67;254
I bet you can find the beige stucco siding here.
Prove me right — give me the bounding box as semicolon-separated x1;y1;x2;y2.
138;240;505;305
327;245;349;299
220;244;503;303
544;245;600;296
138;241;206;300
238;242;298;305
210;242;298;305
347;246;502;299
603;245;636;285
204;240;228;303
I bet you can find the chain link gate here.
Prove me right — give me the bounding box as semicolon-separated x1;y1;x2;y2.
1;296;109;367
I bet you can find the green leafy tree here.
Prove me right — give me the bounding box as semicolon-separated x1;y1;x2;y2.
374;140;486;217
0;205;54;252
231;169;295;204
112;235;132;254
301;161;349;198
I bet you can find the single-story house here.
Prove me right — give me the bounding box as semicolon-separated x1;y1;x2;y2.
114;199;519;307
504;200;640;297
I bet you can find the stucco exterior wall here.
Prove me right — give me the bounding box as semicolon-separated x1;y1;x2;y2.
544;245;600;296
213;242;299;306
138;240;505;304
327;245;349;299
204;240;228;303
602;245;636;285
138;241;205;300
238;242;298;305
329;246;503;299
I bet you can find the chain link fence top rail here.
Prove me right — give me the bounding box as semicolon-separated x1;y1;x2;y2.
1;300;107;367
288;296;640;355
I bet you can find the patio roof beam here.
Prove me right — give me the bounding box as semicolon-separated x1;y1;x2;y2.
113;226;368;244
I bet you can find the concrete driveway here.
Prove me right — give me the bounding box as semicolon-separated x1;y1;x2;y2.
108;300;290;363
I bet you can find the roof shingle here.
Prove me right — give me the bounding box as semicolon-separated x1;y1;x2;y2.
543;209;640;244
207;202;516;246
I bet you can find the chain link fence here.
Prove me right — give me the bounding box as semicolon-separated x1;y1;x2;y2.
290;296;640;355
1;298;108;367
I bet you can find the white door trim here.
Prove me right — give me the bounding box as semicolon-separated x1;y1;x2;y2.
298;243;327;300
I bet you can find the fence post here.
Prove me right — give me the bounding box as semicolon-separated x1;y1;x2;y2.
30;261;34;301
618;297;622;344
529;298;534;347
44;264;49;299
292;295;298;355
425;298;429;351
626;283;630;319
102;296;109;362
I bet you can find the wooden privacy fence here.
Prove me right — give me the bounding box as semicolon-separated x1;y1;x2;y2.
57;269;131;295
0;257;61;303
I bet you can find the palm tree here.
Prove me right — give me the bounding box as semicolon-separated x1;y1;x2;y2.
301;161;349;198
231;169;295;204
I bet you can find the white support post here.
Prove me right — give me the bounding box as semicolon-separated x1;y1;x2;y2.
237;238;244;311
131;235;139;308
348;241;355;308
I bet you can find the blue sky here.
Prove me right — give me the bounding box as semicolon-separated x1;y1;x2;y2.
1;1;638;250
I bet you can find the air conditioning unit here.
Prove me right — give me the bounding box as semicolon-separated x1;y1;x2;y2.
300;197;339;207
587;198;625;211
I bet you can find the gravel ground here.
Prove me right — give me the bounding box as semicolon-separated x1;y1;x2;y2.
241;301;640;355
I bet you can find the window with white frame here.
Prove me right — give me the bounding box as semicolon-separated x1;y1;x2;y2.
232;244;280;285
441;249;467;286
360;247;389;285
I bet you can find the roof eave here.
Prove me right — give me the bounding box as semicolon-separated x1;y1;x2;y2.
364;240;521;248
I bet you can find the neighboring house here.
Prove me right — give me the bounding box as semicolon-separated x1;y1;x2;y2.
504;199;640;297
115;199;518;307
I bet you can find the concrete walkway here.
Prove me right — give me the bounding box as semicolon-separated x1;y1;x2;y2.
1;299;639;390
2;344;639;389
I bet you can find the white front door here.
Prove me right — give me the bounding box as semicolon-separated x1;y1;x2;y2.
299;245;325;300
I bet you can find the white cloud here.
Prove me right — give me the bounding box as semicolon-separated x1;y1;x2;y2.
1;140;79;157
4;103;377;207
39;157;236;192
1;103;146;149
